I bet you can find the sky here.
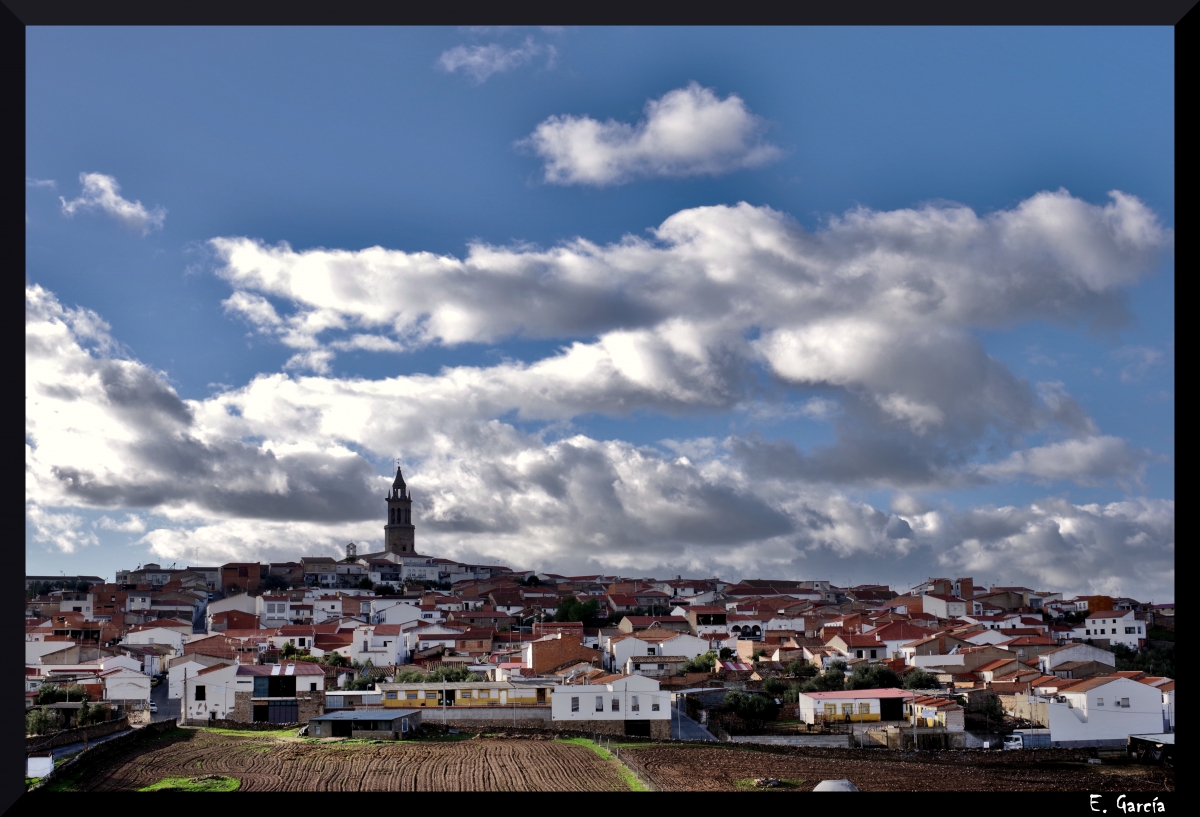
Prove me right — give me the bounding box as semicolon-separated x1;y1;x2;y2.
25;26;1174;601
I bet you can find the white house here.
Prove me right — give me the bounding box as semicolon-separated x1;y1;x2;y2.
370;599;427;626
100;667;151;705
1071;610;1146;649
257;595;292;629
920;594;968;619
124;625;187;653
58;592;96;621
25;641;75;665
407;624;465;654
552;674;670;729
313;596;343;624
168;659;215;699
350;624;407;666
205;594;258;631
182;663;241;721
1036;642;1117;673
1044;676;1165;747
604;631;710;672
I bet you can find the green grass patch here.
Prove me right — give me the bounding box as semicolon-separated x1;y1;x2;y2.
733;778;806;790
198;726;298;740
139;775;241;792
1148;629;1174;642
554;738;648;791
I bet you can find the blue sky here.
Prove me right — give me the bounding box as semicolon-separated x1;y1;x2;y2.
26;27;1173;600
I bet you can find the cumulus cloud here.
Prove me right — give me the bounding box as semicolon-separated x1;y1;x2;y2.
978;436;1150;486
202;190;1169;486
437;37;556;83
96;513;146;533
26;282;1174;599
936;497;1174;599
59;172;166;234
521;83;782;185
27;504;100;553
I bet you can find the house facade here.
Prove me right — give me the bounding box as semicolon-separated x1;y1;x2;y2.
551;674;671;738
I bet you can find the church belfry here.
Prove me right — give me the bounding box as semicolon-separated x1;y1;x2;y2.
384;463;417;555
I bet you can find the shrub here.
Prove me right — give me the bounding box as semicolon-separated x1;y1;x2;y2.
845;663;902;690
683;651;717;673
903;669;940;690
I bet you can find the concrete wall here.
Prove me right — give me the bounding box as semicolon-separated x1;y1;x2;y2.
1045;699;1163;746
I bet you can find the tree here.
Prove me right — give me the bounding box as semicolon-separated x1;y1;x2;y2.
342;674;375;691
721;691;779;726
762;677;788;696
358;577;374;590
719;647;735;661
280;642;297;659
785;660;818;678
517;575;542;587
393;668;428;683
800;662;846;693
26;708;63;736
261;574;289;593
682;651;717;673
750;648;767;663
427;666;482;683
903;669;939;690
374;584;396;596
324;651;349;667
845;663;902;690
554;596;602;624
1111;643;1174;678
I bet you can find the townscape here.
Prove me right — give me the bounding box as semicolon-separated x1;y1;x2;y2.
24;467;1175;792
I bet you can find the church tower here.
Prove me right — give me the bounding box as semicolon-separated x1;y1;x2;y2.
384;464;417;555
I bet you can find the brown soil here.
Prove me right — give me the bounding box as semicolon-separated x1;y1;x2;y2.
621;744;1174;792
62;729;631;792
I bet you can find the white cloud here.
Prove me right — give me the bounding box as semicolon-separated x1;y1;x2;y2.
27;177;56;189
27;504;100;553
978;436;1149;486
521;82;782;186
26;282;1174;600
437;37;556;83
59;172;166;234
96;513;146;533
1113;345;1165;383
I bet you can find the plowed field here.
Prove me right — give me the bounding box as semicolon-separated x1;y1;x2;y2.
621;744;1174;792
57;728;633;792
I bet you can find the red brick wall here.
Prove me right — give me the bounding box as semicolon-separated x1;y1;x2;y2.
528;635;601;674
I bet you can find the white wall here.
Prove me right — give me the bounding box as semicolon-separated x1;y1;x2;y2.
104;671;151;702
25;642;74;664
1048;679;1164;744
169;660;211;699
125;627;185;651
183;665;241;720
552;681;670;723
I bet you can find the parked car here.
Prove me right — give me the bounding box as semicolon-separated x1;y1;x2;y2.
149;701;158;713
1003;736;1022;750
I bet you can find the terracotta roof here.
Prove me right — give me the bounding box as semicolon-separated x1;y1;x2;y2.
1060;675;1137;694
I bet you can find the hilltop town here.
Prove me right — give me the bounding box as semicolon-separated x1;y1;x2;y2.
25;468;1175;790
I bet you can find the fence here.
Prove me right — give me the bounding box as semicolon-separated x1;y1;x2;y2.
710;712;850;737
596;736;659;792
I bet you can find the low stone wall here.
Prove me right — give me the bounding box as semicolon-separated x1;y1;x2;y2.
27;719;177;792
184;718;302;730
26;717;130;753
352;730;401;740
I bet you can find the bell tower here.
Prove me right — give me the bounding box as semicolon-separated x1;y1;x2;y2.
385;462;417;555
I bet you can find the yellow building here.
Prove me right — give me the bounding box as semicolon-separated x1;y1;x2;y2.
376;681;552;708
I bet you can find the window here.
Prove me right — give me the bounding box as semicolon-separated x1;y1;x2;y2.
632;696;640;712
407;692;417;700
386;691;397;699
461;691;472;699
1125;627;1137;634
657;664;664;670
647;647;656;655
859;703;870;714
612;698;620;712
856;650;863;658
195;685;206;701
426;692;437;699
311;682;318;692
595;696;604;712
571;696;580;713
824;704;837;716
1085;629;1091;635
652;701;660;712
841;704;853;715
1120;698;1130;708
870;650;877;659
479;690;489;698
1096;698;1104;706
